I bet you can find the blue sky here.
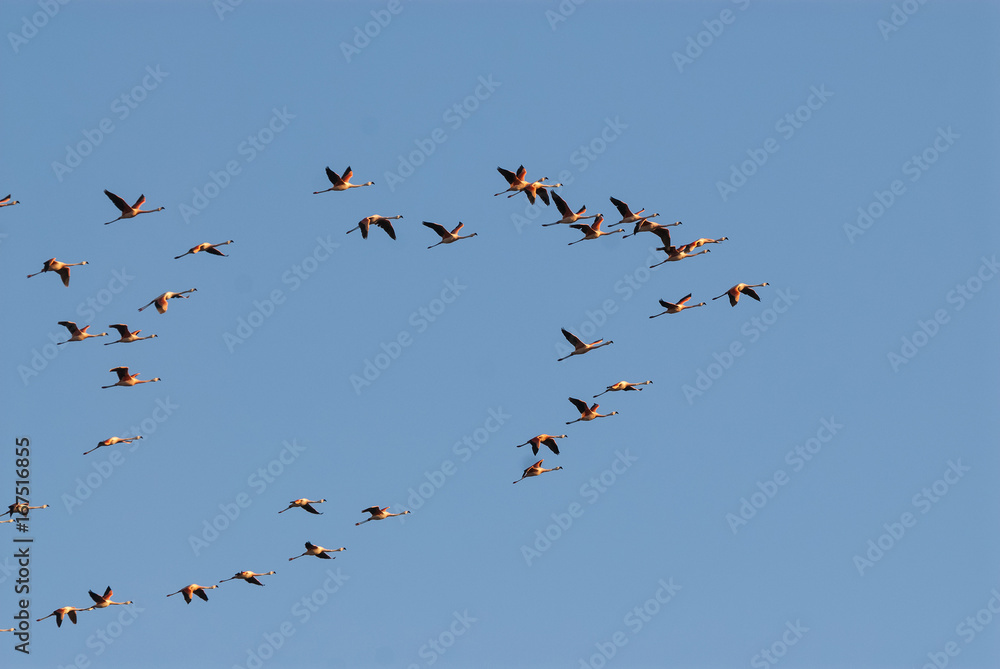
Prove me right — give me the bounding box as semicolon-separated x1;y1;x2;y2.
2;1;998;667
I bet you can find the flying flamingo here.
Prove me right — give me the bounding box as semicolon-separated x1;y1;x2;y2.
4;502;48;517
608;196;659;227
138;289;197;313
347;215;402;240
84;436;142;456
314;166;374;193
103;189;164;225
566;397;618;425
513;459;563;484
219;571;276;586
622;218;682;238
543;192;599;226
174;240;233;259
101;367;160;389
105;324;157;345
423;221;478;248
649;229;712;267
88;587;133;609
288;542;346;561
594;381;652;397
649;294;706;318
514;434;567;456
278;499;326;515
713;283;769;307
679;236;728;252
36;606;93;627
0;194;19;208
167;584;218;604
568;215;623;245
356;506;410;526
558;328;613;362
27;258;88;287
57;321;107;344
494;166;559;205
521;177;561;206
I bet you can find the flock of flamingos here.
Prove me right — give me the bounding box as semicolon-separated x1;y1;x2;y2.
4;165;766;632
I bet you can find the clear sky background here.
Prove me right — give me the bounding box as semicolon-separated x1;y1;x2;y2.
2;1;998;668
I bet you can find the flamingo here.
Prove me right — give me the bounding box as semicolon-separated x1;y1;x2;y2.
57;321;107;344
105;323;157;345
138;289;197;313
356;506;410;526
713;283;769;307
103;189;164;224
522;177;561;206
36;606;94;627
347;215;402;240
566;397;618;425
88;587;133;609
513;459;563;484
568;215;623;245
0;194;19;208
219;571;276;586
494;165;528;194
278;499;326;515
543;192;599;226
27;258;88;287
288;542;346;561
174;240;233;259
514;434;567;456
558;327;613;362
594;381;652;397
423;221;478;249
167;584;218;604
649;294;706;318
608;196;659;227
84;436;142;456
679;236;728;252
649;231;711;267
4;502;48;517
494;166;559;205
622;218;682;238
101;366;160;389
314;166;374;193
